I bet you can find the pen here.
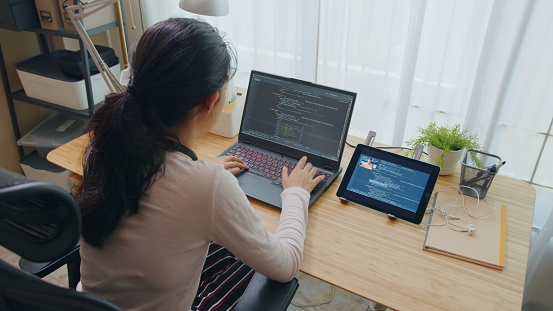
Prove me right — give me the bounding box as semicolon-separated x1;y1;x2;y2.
490;161;506;172
465;172;485;183
465;160;505;186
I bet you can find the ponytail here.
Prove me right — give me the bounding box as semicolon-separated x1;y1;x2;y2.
75;91;166;247
74;17;235;247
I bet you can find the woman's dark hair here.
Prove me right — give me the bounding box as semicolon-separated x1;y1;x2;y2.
74;18;236;247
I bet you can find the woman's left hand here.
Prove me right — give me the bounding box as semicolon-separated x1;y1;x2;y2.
212;156;249;175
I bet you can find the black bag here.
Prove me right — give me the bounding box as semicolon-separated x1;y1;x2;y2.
59;45;119;79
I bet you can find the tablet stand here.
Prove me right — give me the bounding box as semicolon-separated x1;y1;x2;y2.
412;144;424;160
364;131;377;146
340;199;398;223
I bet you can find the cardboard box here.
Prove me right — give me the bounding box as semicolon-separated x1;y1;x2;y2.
58;0;117;31
0;0;40;30
34;0;63;30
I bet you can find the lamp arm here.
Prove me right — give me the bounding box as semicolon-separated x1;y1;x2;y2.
70;0;116;18
64;0;126;94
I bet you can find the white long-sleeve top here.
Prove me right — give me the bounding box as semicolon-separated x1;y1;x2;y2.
79;151;309;310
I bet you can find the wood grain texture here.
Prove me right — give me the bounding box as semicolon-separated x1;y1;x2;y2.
48;133;535;311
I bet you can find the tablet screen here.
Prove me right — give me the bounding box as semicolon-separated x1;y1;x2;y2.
336;144;440;224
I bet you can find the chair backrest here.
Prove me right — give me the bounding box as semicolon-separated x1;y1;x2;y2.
0;168;122;311
0;168;80;262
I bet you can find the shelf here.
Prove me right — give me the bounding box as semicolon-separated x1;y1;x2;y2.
1;2;124;159
26;22;119;39
10;89;96;119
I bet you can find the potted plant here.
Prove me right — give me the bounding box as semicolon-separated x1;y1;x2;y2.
405;122;481;175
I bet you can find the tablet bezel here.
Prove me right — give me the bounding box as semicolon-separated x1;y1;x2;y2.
336;144;440;224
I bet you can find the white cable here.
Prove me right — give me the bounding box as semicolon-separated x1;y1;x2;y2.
426;186;499;233
127;0;136;30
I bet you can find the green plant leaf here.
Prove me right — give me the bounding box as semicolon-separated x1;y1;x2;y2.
405;122;482;168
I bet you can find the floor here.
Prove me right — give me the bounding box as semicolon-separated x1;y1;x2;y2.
289;272;384;311
2;185;550;311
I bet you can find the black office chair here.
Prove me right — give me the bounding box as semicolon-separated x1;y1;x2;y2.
0;168;298;311
3;167;81;289
0;167;121;310
235;273;299;311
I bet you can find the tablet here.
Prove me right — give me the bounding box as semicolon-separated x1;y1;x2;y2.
336;144;440;224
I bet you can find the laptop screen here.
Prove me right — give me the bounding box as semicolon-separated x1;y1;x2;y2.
239;71;356;170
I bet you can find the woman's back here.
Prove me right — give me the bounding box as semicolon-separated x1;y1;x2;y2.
80;152;310;310
80;154;221;309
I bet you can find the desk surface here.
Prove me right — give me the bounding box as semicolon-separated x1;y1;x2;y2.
48;133;535;311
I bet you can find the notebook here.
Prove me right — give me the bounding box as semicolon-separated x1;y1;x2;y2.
220;70;356;208
423;191;507;270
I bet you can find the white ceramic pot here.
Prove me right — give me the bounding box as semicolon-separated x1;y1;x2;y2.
427;145;465;175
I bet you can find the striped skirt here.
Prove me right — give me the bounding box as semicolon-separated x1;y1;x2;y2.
191;243;254;311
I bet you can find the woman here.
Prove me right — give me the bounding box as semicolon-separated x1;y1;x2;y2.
74;18;324;310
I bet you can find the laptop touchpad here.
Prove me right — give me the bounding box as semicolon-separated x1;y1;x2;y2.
238;173;282;208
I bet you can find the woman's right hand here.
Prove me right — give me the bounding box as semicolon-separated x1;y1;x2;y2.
281;156;325;192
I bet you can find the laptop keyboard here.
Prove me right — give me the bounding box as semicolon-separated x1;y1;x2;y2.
223;145;331;193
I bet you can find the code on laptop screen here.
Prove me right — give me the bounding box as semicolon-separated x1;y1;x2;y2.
241;72;355;161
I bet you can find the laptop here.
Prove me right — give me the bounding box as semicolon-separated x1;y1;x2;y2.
220;70;356;208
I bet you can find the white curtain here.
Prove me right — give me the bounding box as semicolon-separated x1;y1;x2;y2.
139;0;553;188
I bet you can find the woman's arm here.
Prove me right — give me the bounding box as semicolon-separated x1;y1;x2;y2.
210;168;310;282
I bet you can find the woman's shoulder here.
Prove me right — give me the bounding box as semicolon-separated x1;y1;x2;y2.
162;152;244;200
163;152;233;181
164;152;218;177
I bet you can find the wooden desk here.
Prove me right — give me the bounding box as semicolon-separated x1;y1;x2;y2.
48;133;535;311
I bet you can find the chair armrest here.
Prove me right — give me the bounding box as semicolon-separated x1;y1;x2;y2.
19;245;81;288
234;272;299;311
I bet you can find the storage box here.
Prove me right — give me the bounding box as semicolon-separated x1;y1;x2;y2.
0;0;40;30
209;89;245;138
58;0;117;31
34;0;63;30
17;112;87;158
16;50;121;110
60;45;119;79
20;151;74;192
209;96;245;138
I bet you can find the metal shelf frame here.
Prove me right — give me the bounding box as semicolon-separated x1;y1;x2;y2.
0;16;120;158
